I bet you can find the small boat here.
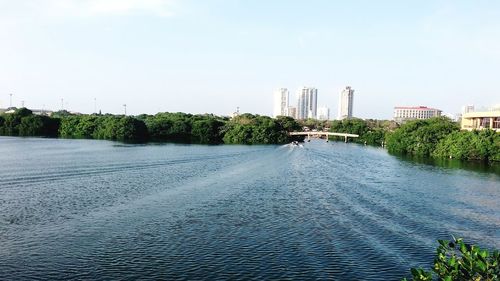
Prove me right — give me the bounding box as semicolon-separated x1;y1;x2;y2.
288;141;303;148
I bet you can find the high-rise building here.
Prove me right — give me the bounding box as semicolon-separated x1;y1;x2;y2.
393;106;442;123
338;86;354;120
296;87;317;120
462;104;475;114
287;106;297;119
273;88;289;117
318;106;330;120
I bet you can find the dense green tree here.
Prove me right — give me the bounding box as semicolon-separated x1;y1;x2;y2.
137;112;229;143
0;115;5;134
492;133;500;162
362;128;386;145
142;112;194;142
223;114;299;144
0;108;59;137
191;118;224;144
433;129;499;161
51;110;74;118
0;108;33;136
18;115;53;136
58;115;147;141
386;117;460;156
385;117;499;162
19;115;42;136
58;116;81;138
91;116;148;141
59;115;104;139
276;116;302;132
326;118;389;145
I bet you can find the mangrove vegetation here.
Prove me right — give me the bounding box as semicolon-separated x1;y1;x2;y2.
0;109;301;144
1;109;498;163
386;117;499;162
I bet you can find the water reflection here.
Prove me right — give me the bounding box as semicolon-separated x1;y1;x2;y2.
394;154;500;175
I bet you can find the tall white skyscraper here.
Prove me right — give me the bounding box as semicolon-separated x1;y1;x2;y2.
338;86;354;120
273;88;289;117
318;106;330;120
296;87;317;120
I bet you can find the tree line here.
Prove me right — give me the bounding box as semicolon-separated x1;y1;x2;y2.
0;108;60;137
299;116;499;162
0;108;301;144
1;109;498;161
386;117;499;162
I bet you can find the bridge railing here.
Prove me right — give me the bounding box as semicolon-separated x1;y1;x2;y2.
289;131;359;142
289;132;359;137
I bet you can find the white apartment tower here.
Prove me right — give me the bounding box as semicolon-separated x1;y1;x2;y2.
296;87;318;120
338;86;354;120
318;106;330;120
273;88;289;117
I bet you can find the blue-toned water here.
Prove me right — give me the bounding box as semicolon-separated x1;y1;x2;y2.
0;137;499;280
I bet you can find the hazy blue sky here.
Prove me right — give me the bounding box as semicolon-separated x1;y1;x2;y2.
0;0;499;118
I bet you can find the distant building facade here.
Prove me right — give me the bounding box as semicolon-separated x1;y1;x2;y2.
461;110;500;132
230;107;240;118
273;88;289;117
0;107;53;116
287;106;297;119
394;106;442;123
317;106;330;120
32;109;53;116
338;86;354;120
462;104;475;114
296;87;317;120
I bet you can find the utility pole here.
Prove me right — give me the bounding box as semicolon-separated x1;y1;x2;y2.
9;93;12;108
123;104;127;116
94;98;97;114
61;98;64;111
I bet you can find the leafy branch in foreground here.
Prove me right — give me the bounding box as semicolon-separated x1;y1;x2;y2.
403;237;500;281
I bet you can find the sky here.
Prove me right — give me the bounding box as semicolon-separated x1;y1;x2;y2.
0;0;499;119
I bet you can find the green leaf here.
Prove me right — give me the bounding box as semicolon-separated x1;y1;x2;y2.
476;260;486;272
449;256;456;267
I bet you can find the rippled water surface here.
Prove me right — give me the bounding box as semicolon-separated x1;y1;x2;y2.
0;137;499;280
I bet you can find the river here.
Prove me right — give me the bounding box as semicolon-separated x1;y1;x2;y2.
0;137;498;280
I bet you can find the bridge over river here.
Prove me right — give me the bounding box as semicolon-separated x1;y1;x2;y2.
289;131;359;142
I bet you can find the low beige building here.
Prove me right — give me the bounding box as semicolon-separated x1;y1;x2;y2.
461;111;500;132
393;106;442;123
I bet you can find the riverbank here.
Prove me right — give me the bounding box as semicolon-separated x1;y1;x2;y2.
2;108;498;164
